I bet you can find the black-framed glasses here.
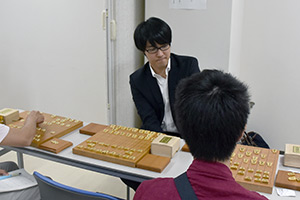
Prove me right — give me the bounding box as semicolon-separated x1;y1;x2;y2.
145;44;170;54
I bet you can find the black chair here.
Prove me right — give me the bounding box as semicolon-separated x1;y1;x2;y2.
33;171;123;200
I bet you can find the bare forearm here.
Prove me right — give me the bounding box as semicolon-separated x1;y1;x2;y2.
0;110;44;147
1;126;36;146
18;122;38;146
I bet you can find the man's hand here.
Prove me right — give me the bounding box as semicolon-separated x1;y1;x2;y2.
25;111;45;125
1;110;45;146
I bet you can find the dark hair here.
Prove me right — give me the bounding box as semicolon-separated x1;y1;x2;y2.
174;70;250;162
134;17;172;52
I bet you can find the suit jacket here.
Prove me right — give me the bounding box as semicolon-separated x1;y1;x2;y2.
129;53;200;133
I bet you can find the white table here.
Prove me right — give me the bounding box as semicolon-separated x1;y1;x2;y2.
1;125;192;200
2;126;300;199
2;127;193;182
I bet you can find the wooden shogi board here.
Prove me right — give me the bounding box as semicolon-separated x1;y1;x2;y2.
73;124;163;168
230;144;279;194
8;111;83;149
275;170;300;191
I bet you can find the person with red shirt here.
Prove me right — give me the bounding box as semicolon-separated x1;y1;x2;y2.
134;70;268;200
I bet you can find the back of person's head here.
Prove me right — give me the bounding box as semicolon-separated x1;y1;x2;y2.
175;70;250;162
134;17;172;52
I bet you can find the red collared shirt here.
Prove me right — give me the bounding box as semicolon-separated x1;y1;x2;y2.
134;159;268;200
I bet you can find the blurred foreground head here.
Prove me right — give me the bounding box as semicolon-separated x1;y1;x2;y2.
175;70;250;162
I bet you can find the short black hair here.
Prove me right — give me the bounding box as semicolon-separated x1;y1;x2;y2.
175;70;250;162
134;17;172;52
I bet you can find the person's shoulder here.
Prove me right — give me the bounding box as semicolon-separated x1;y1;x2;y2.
134;178;179;200
0;123;10;144
138;177;175;191
171;53;199;69
248;191;269;200
130;62;149;80
0;124;9;133
171;53;198;63
0;124;8;128
171;53;200;72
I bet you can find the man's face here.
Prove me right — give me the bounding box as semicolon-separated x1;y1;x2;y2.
144;41;171;71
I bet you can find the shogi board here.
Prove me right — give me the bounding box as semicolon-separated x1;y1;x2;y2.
8;111;83;148
230;144;279;194
73;124;162;168
275;170;300;191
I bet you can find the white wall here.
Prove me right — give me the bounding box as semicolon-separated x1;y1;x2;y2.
2;0;298;150
234;0;300;150
146;0;300;150
106;0;144;127
0;0;107;124
228;0;245;76
114;0;144;127
145;0;233;71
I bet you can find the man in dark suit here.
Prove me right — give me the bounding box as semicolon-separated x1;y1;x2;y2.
130;17;200;137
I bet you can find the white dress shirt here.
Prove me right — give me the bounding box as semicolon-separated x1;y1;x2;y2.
149;59;178;133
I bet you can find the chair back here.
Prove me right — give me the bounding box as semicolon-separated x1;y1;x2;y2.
33;171;123;200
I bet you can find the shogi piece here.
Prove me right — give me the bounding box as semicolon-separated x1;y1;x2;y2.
284;144;300;168
181;143;190;152
230;144;279;194
0;108;19;125
79;123;108;136
8;111;83;148
275;170;300;191
137;154;170;173
73;124;162;170
39;138;73;154
151;135;180;158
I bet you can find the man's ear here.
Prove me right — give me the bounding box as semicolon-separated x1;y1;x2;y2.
237;126;247;142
